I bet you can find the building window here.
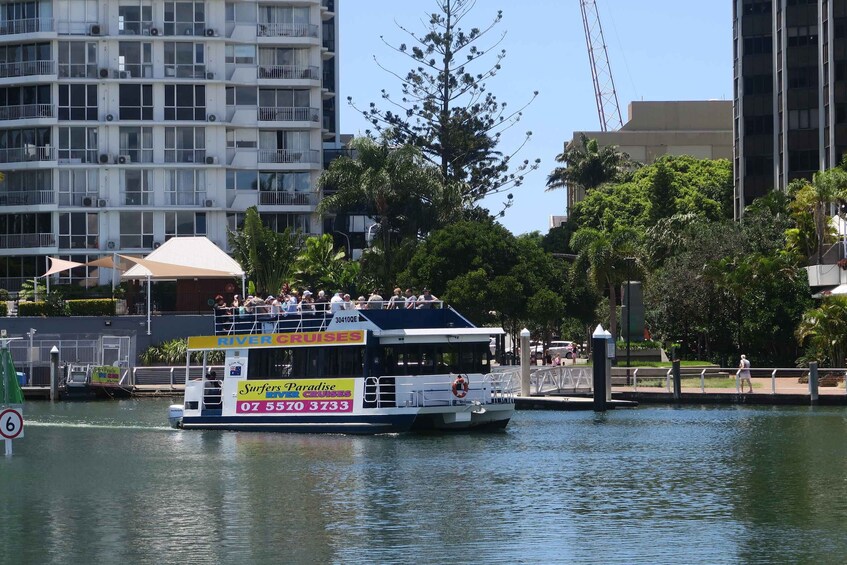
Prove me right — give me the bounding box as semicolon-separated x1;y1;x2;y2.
225;44;256;65
789;149;819;172
164;168;206;205
742;1;771;15
165;211;206;239
226;211;245;231
121;169;152;205
788;108;819;130
258;47;312;78
260;213;310;234
744;115;773;135
164;126;205;163
58;41;97;78
787;66;817;89
118;2;153;35
744;156;772;176
58;169;98;206
742;35;772;55
225;128;257;148
258;88;313;120
0;169;51;202
58;127;98;164
58;212;99;250
120;211;154;248
226;169;257;190
743;74;772;96
0;127;51;162
0;85;51;120
118;41;153;78
119;127;153;163
836;104;847;125
119;84;154;121
787;26;818;47
164;84;206;120
258;130;311;162
163;1;205;36
58;84;98;121
0;42;51;78
164;41;205;78
225;86;257;107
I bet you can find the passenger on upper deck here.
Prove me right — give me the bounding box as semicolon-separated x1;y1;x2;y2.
387;287;403;309
404;288;417;309
342;294;354;310
314;290;329;313
417;288;438;309
213;295;231;332
330;291;344;313
300;290;315;314
367;289;384;310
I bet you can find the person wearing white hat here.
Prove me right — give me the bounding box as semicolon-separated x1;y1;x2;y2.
737;354;752;393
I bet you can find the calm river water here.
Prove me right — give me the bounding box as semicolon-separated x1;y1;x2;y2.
1;400;846;564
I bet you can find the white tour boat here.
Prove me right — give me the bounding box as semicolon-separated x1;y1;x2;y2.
168;303;515;433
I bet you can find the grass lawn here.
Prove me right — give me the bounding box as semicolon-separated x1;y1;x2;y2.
634;377;760;389
619;360;717;368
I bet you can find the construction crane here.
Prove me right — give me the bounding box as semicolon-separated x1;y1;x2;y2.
579;0;623;132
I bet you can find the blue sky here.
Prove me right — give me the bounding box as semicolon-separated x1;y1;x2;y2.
338;1;733;235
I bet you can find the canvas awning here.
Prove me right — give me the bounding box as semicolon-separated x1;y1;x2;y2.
121;237;244;280
119;255;237;280
42;257;84;277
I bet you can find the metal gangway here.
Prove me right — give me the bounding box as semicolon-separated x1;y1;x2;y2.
497;365;593;396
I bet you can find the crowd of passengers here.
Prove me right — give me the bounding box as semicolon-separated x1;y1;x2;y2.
213;286;440;322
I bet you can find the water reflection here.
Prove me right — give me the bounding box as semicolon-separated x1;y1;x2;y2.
2;401;847;563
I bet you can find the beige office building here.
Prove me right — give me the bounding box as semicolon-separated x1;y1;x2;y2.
565;100;733;213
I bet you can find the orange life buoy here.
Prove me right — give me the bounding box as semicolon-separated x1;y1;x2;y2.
451;375;469;398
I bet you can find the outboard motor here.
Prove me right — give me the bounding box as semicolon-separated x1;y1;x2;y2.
168;404;184;428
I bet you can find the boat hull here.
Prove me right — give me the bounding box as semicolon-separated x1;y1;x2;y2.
180;413;417;434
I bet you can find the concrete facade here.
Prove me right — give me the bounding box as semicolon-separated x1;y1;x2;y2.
567;100;733;213
0;0;340;291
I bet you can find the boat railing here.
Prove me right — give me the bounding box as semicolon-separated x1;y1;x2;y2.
372;373;514;408
213;300;447;335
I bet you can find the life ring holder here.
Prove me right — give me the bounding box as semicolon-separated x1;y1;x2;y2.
451;374;469;399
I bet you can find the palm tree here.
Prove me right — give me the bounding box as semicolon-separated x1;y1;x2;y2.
228;207;303;296
546;133;635;211
292;234;347;292
570;225;640;338
796;296;847;367
318;137;461;289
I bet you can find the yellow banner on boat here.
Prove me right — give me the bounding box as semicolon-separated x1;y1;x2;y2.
236;379;355;414
188;330;366;350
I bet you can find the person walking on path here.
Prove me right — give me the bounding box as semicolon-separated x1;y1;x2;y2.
737;354;753;393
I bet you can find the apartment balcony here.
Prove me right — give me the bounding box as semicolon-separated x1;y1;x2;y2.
59;193;101;207
164;192;209;206
118;21;154;36
0;233;55;249
58;64;97;79
258;191;317;206
164;64;207;79
0;190;54;206
257;106;320;122
0;146;55;164
119;192;152;206
0;104;53;121
257;22;319;38
258;65;320;81
257;149;320;164
321;0;336;16
0;18;54;35
0;60;56;79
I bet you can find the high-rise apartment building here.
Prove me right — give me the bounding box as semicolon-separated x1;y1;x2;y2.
733;0;847;217
0;0;339;290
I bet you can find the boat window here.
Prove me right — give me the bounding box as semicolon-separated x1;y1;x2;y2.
248;346;363;379
379;343;489;375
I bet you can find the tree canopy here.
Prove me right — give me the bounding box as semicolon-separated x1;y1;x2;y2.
350;0;538;203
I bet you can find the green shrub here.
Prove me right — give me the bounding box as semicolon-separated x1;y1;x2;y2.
0;289;9;302
0;302;7;316
18;301;52;316
66;299;116;316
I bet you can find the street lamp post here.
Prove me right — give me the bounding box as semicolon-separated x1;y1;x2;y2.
333;231;351;258
624;257;636;384
27;328;36;384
